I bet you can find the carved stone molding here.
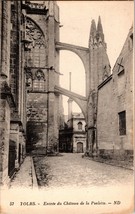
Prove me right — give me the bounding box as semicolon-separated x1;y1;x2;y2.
34;69;45;80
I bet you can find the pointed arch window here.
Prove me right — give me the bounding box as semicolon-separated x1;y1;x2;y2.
33;70;45;91
25;18;46;68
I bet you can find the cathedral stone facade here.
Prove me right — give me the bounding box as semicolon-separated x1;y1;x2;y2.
24;1;61;153
0;1;27;185
0;1;133;186
0;1;62;185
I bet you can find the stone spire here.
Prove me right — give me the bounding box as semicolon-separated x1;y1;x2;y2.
90;19;96;37
96;16;104;42
89;19;96;46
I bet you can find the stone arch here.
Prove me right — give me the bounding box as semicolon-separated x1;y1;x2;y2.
56;42;90;96
56;43;87;70
54;85;87;120
59;50;86;98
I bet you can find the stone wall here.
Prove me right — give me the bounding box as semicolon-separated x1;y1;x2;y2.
0;100;10;185
87;18;111;155
10;1;20;102
0;1;11;185
0;1;27;185
9;0;26;173
0;1;1;64
1;1;11;80
27;93;47;152
24;2;61;153
73;118;86;132
97;28;133;160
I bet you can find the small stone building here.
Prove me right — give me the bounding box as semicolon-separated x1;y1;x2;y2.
59;112;86;153
71;113;86;153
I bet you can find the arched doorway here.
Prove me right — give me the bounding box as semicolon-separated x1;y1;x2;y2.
77;142;83;153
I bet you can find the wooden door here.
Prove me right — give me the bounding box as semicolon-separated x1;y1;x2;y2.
77;142;83;153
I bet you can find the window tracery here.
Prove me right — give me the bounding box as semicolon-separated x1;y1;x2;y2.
25;17;46;67
33;70;45;91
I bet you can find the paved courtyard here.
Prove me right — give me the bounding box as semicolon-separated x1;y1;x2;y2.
34;153;133;189
7;153;134;214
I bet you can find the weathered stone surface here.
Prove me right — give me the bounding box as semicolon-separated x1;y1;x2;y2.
97;28;133;160
0;1;133;186
0;1;26;185
24;2;61;152
0;99;10;185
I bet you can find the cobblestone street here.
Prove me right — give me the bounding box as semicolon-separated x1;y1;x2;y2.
2;153;134;214
34;153;133;189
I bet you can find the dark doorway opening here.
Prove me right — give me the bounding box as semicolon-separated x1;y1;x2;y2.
18;143;21;164
8;140;16;177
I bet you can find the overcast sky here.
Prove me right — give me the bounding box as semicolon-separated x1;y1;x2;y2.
57;1;134;115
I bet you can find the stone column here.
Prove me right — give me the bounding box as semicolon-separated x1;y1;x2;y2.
87;90;97;156
0;1;11;186
1;2;11;79
10;123;20;169
47;2;60;151
0;99;10;186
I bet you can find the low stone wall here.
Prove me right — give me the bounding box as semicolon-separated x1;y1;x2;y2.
99;149;133;161
85;149;133;170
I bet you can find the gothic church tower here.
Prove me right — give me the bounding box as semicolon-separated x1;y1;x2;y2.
24;1;60;153
87;17;111;155
89;16;111;89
